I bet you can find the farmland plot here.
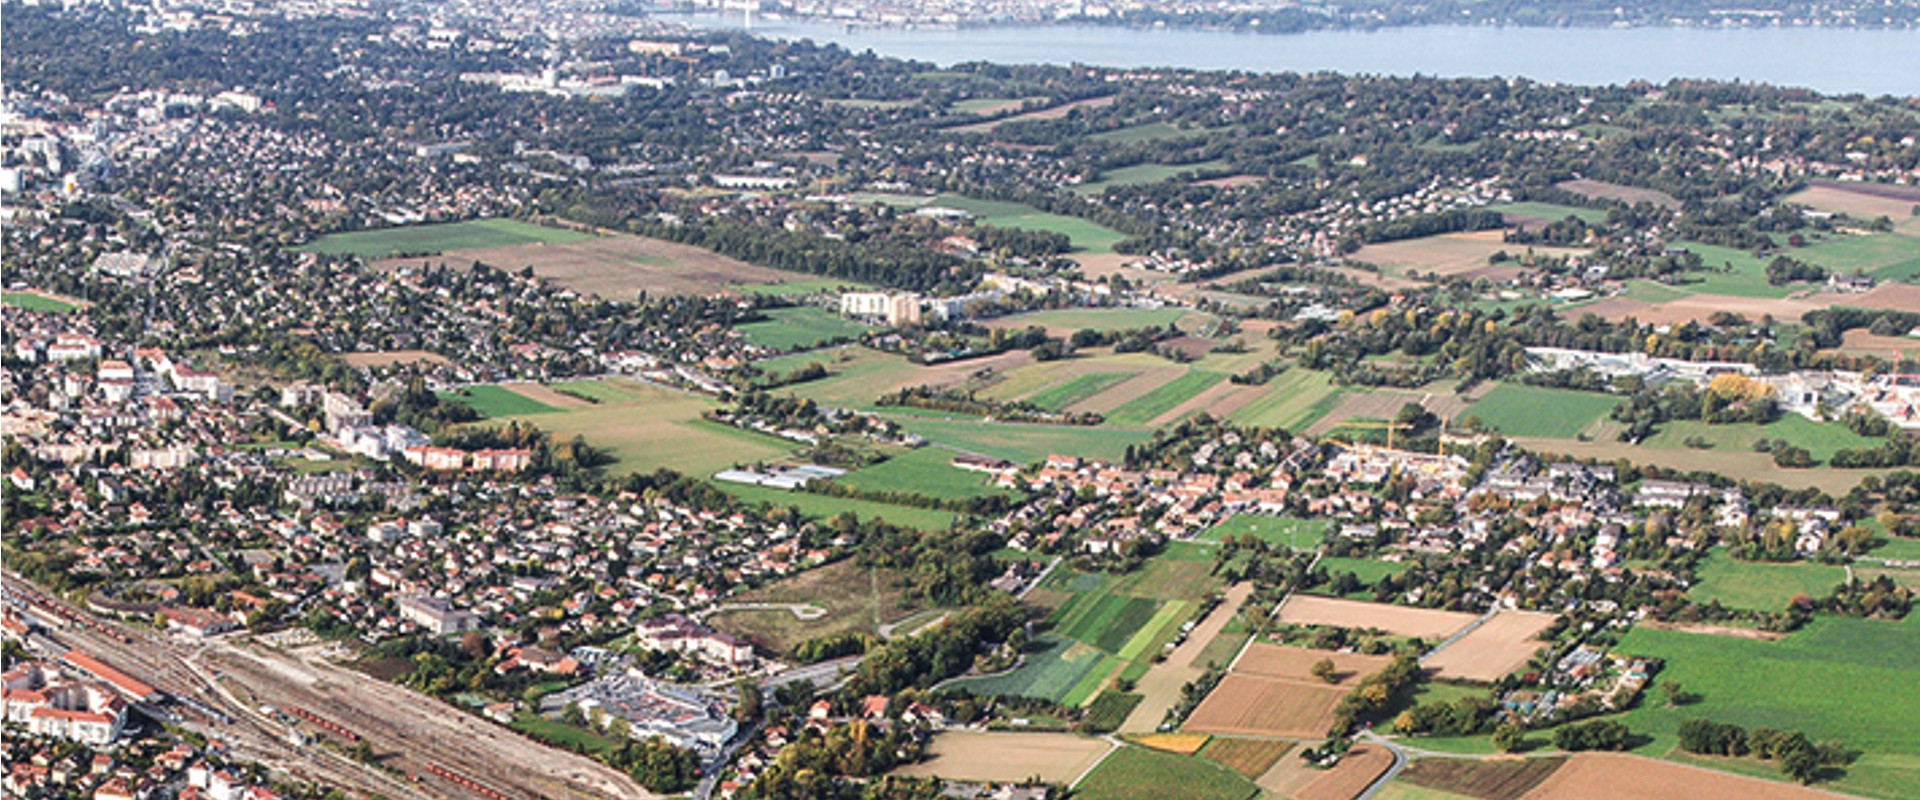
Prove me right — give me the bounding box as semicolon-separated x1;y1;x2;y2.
1276;595;1478;640
1423;610;1557;682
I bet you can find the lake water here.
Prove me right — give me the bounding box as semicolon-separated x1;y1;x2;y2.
674;12;1920;97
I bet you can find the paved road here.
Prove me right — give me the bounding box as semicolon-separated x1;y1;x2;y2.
1356;731;1410;800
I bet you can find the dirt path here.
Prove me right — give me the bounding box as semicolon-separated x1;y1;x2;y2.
1118;582;1253;734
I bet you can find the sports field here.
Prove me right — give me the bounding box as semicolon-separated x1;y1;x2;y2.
1;290;82;313
833;446;1008;499
735;306;872;350
1686;550;1846;611
1198;515;1329;549
1073;744;1260;800
1467;384;1621;439
439;385;561;417
1616;615;1920;799
297;218;592;258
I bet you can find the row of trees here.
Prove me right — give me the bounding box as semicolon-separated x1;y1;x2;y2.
1676;719;1855;784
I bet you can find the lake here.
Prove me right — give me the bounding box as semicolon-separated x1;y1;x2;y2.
674;12;1920;97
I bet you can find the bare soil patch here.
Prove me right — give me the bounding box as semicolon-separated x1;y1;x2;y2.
946;95;1117;135
1306;388;1471;439
1786;185;1919;220
1635;620;1784;641
1556;179;1680;210
1150;380;1260;427
1520;752;1856;800
1068;367;1187;414
500;382;592;410
1255;748;1323;797
1823;328;1920;358
1182;674;1350;738
1328;265;1428;291
1277;595;1478;640
1195;174;1268;190
1231;643;1392;686
1400;757;1566;800
337;350;451;368
1201;738;1293;778
1294;745;1395;800
1423;610;1557;682
1353;230;1587;279
375;233;806;298
1506;435;1892;494
893;731;1111;783
1120;583;1253;733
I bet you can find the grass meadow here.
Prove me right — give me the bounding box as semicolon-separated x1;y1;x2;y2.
1225;369;1345;432
833;446;1010;499
1686;549;1847;611
439;385;561;417
736;306;872;351
1616;615;1920;799
1074;745;1260;800
1198;515;1329;549
295;218;591;258
1466;384;1621;439
1642;414;1884;463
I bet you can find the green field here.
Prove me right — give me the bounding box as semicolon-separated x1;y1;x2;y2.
493;379;796;476
928;194;1127;253
771;347;927;409
1088;122;1216;143
1198;514;1328;549
1320;556;1412;585
1616;615;1920;799
1226;369;1346;432
1687;549;1847;611
833;446;1009;499
1105;371;1227;427
952;96;1041;114
547;379;652;404
1074;160;1229;195
439;385;561;417
715;482;960;531
1486;202;1608;225
1619;280;1694;303
983;553;1225;706
709;559;931;653
1;292;81;313
736;306;872;350
511;712;619;755
1665;241;1795;299
295;218;592;258
945;634;1112;703
1074;745;1260;800
892;417;1150;465
736;278;874;296
1793;231;1920;280
996;308;1191;333
1026;372;1137;411
1467;384;1621;439
1642;414;1883;462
